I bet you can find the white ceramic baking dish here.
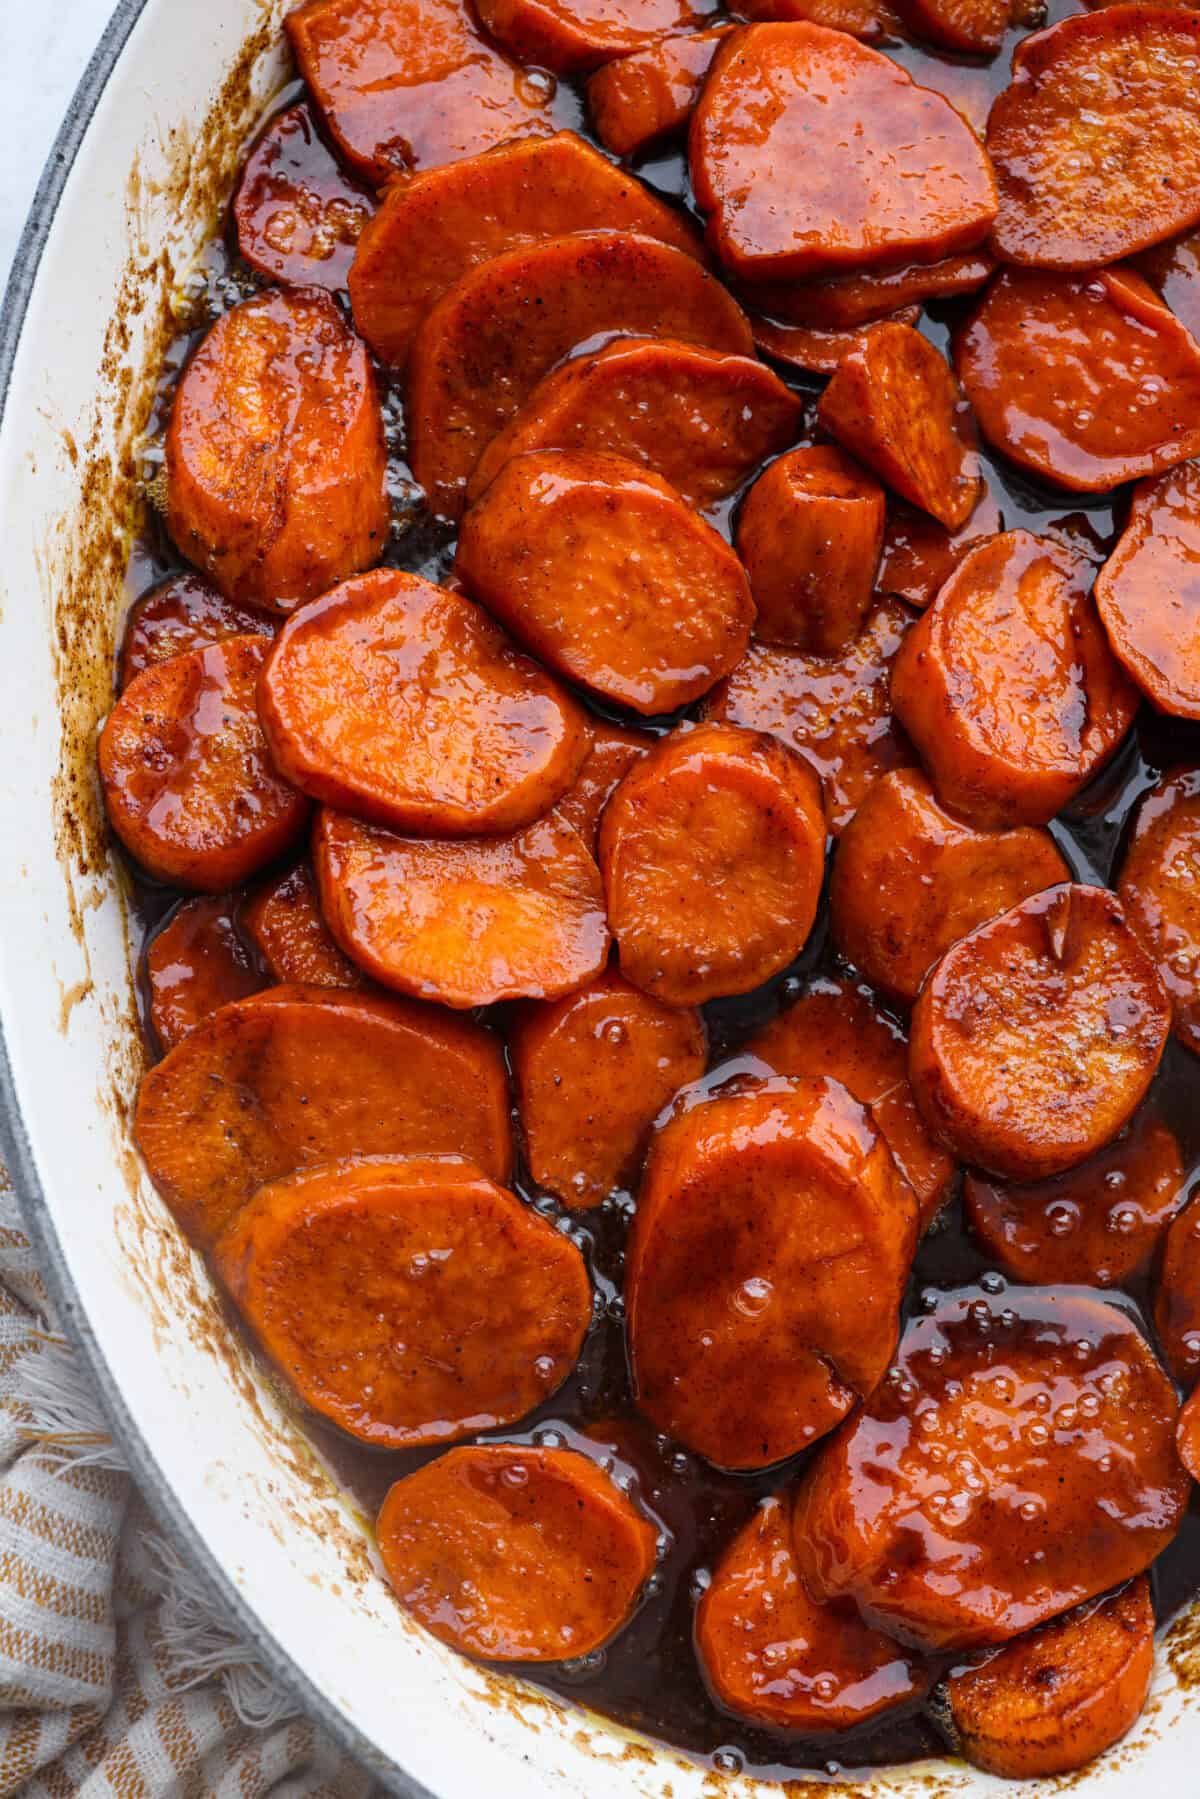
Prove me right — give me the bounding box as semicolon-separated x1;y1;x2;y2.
1;1;1198;1791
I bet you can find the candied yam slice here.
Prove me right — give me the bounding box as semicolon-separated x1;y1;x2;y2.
703;598;917;832
986;6;1200;270
1180;1384;1200;1482
240;862;364;989
599;722;825;1007
348;132;701;372
456;451;753;714
910;884;1171;1180
133;986;513;1247
408;230;753;519
738;0;896;39
1096;463;1200;718
1155;1190;1200;1385
627;1075;917;1469
735;445;884;653
689;23;997;281
945;1581;1155;1779
476;0;715;75
794;1287;1188;1650
697;1496;933;1729
119;574;276;691
746;251;995;331
377;1446;657;1660
816;321;982;530
747;978;955;1231
99;636;309;891
165;286;388;610
258;568;587;833
511;969;707;1208
587;28;734;158
143;896;266;1052
956;268;1200;492
216;1157;590;1447
556;721;654;850
878;488;1003;610
233;102;374;292
830;767;1071;1004
750;308;921;377
1118;766;1200;1055
890;531;1139;827
314;807;609;1008
899;0;1010;53
466;336;802;512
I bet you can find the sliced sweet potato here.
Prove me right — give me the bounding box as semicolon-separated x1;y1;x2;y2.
627;1074;917;1468
348;133;701;372
956;268;1200;492
747;977;955;1230
1135;225;1200;342
1096;463;1200;718
285;0;556;185
216;1157;590;1447
118;573;276;691
703;598;917;832
456;451;753;714
986;6;1200;269
99;635;309;891
1118;767;1200;1056
510;968;707;1207
466;336;801;512
133;986;513;1247
407;230;753;518
1155;1191;1200;1386
554;721;654;849
1179;1384;1200;1483
377;1445;656;1660
736;445;885;653
890;531;1139;828
258;568;587;833
945;1581;1155;1779
144;896;266;1052
750;308;921;377
816;322;982;530
697;1497;934;1730
738;0;897;39
794;1288;1188;1650
240;862;364;989
233;102;374;292
587;28;734;157
690;24;997;281
599;722;825;1006
830;767;1071;1004
166;286;388;610
476;0;713;74
877;489;1003;610
746;251;995;331
899;0;1010;52
910;884;1171;1180
314;807;609;1008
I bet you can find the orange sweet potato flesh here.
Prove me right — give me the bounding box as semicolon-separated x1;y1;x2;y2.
456;451;753;714
599;722;826;1006
736;445;885;653
240;862;364;988
258;568;587;833
964;1106;1185;1290
627;1074;917;1469
314;807;610;1008
794;1287;1189;1650
946;1580;1155;1779
511;969;707;1208
890;532;1139;828
956;268;1200;493
986;6;1200;270
377;1445;657;1660
555;721;654;850
910;884;1171;1180
408;231;753;519
690;24;997;281
133;986;513;1248
1155;1191;1200;1386
1179;1385;1200;1483
750;308;920;377
285;0;557;185
466;336;801;512
830;767;1071;1004
99;636;310;891
816;322;982;530
747;978;956;1231
233;102;374;292
587;29;734;158
878;488;1003;610
746;251;995;331
1096;463;1200;718
165;286;388;610
900;0;1010;53
216;1157;590;1448
739;0;899;39
703;598;917;833
476;0;713;75
348;133;701;373
697;1496;934;1730
144;896;266;1052
1118;767;1200;1057
119;574;275;691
